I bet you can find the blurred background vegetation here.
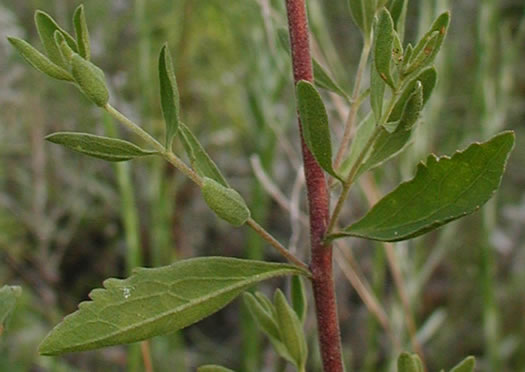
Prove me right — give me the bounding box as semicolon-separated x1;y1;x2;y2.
0;0;524;371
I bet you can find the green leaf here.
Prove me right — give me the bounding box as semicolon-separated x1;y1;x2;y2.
374;8;396;88
71;54;109;107
397;352;423;372
159;44;180;150
277;28;348;99
274;290;308;370
404;12;450;78
296;80;342;181
202;177;251;227
348;0;375;37
291;276;307;324
332;131;515;242
388;0;407;30
8;37;74;81
54;31;73;64
73;4;90;60
45;132;157;162
339;113;375;178
384;81;423;133
39;257;308;355
197;365;235;372
450;356;475;372
370;61;386;121
35;10;77;69
243;292;281;340
179;123;229;187
0;285;22;337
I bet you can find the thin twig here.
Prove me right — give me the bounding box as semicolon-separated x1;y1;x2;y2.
140;341;154;372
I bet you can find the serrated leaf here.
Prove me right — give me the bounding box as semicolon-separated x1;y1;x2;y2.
8;37;74;81
202;177;251;227
450;356;476;372
291;276;307;324
0;285;22;337
39;257;308;355
397;352;423;372
179;123;229;187
35;10;77;69
296;80;342;181
71;54;109;107
45;132;157;162
374;8;396;88
159;44;180;149
331;132;515;242
274;290;308;370
73;4;90;60
197;365;236;372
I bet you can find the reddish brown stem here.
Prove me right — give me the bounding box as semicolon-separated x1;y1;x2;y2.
285;0;343;371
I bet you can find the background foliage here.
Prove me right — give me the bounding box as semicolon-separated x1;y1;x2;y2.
1;0;524;370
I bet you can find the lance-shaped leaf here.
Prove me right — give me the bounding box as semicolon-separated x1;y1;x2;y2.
384;81;423;133
274;290;308;370
374;8;396;88
179;123;229;187
0;285;22;337
35;10;77;69
348;0;375;37
388;0;407;30
370;61;386;121
450;356;475;372
198;366;235;372
54;31;73;64
73;4;90;60
397;352;424;372
296;80;342;181
8;37;74;81
39;257;308;355
45;132;157;162
291;276;307;324
71;54;109;107
159;44;180;149
202;177;251;227
403;12;449;78
331;131;515;242
277;28;349;99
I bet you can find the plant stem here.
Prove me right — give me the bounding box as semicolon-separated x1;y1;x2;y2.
103;103;308;271
333;40;371;171
285;0;343;371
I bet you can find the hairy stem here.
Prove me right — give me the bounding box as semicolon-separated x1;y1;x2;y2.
285;0;343;370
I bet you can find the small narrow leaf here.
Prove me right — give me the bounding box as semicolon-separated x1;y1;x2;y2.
339;113;375;178
0;285;22;337
332;132;515;242
45;132;157;162
179;123;229;187
370;61;386;121
35;10;77;69
450;356;476;372
388;0;408;30
277;28;349;99
397;352;423;372
374;8;396;88
159;44;180;149
71;54;109;107
296;80;342;181
348;0;365;33
54;31;73;64
291;276;307;324
384;81;423;133
197;365;235;372
202;177;251;227
274;290;308;370
39;257;308;355
243;293;281;340
8;37;74;81
404;12;449;78
73;4;90;60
